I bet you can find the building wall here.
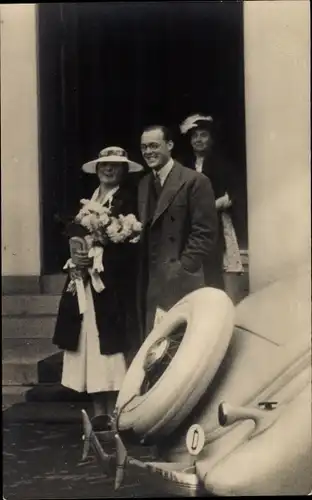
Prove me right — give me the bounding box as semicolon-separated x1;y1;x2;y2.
1;4;41;277
244;0;310;291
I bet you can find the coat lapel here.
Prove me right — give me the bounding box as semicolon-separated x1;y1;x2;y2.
151;162;186;226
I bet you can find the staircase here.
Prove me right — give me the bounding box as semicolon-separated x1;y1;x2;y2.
2;293;60;407
2;275;71;409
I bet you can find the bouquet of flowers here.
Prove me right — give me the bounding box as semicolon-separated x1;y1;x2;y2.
75;198;142;245
65;198;142;313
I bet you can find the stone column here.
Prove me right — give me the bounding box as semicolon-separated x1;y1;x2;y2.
1;4;41;290
244;0;310;292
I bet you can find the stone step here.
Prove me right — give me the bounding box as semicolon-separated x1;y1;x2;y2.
2;385;32;409
2;384;92;410
41;273;67;294
2;338;60;362
2;294;61;316
2;315;57;339
2;400;92;424
2;338;60;385
3;360;43;386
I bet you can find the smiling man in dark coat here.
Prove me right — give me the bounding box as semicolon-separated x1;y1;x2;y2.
137;125;222;338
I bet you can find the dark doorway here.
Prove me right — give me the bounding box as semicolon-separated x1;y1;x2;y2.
38;2;247;274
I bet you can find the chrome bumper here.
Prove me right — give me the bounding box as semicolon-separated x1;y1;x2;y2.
81;409;205;497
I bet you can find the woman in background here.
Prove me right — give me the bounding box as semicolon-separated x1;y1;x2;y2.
180;113;244;301
52;147;143;429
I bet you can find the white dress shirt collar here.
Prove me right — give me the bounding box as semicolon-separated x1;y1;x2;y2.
91;185;120;206
154;158;174;186
195;155;204;173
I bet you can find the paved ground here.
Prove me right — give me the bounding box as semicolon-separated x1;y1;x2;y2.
3;403;170;500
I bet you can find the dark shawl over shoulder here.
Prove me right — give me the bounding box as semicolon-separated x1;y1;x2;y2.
52;185;140;356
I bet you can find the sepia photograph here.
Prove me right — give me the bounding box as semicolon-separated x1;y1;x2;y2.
1;1;311;498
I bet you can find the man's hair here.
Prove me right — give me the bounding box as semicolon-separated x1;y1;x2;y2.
142;124;173;143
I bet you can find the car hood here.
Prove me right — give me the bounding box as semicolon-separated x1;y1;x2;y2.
156;264;311;463
235;264;310;345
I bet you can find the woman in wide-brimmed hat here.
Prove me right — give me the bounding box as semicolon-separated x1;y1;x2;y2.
179;114;244;300
52;147;143;429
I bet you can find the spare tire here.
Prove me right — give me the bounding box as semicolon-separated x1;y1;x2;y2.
116;287;235;442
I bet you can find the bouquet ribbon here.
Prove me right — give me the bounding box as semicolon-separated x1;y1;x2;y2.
87;246;105;293
64;245;105;314
63;259;87;315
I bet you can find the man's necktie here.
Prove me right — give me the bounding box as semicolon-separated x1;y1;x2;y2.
154;172;162;198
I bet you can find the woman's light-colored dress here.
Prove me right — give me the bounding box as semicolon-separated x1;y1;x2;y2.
61;186;127;394
62;283;127;393
221;211;244;274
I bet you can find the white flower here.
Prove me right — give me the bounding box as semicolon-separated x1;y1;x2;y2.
75;199;111;225
98;205;111;216
106;218;123;243
120;225;133;241
88;213;100;231
87;201;106;215
129;235;141;244
75;208;142;246
99;212;110;227
75;207;89;222
80;215;93;231
120;213;136;225
119;213;142;233
132;220;142;232
78;200;105;216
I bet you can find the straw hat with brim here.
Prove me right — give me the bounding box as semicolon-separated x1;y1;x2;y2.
82;146;144;174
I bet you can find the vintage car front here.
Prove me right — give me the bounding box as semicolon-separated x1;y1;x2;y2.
81;266;311;496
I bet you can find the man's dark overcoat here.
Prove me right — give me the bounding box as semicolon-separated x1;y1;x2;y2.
137;161;222;337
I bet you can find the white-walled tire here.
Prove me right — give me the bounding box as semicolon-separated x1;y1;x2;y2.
116;287;235;442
